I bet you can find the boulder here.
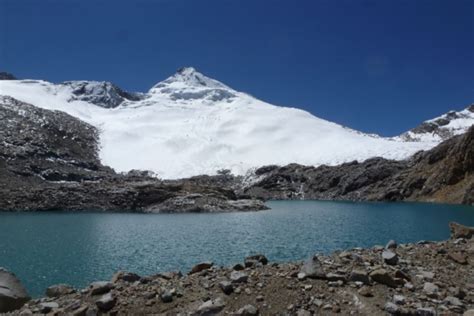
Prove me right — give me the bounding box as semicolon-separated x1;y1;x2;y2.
369;269;398;288
160;289;173;303
230;271;248;283
39;301;59;313
0;268;30;313
219;281;233;295
245;254;268;266
111;271;141;283
349;269;370;284
45;284;75;297
393;295;406;305
192;297;226;315
449;222;474;239
233;263;245;271
95;292;116;311
299;256;325;279
325;273;346;282
416;307;436;316
386;240;397;249
448;251;468;264
89;281;114;295
422;282;439;298
235;304;258;315
382;250;399;265
189;262;213;274
385;302;399;314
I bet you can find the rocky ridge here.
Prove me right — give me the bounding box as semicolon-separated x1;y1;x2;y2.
239;125;474;205
4;222;474;315
399;105;474;142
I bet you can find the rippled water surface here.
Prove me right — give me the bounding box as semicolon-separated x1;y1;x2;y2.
1;201;473;296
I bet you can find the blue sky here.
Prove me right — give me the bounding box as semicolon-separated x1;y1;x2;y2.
1;0;473;136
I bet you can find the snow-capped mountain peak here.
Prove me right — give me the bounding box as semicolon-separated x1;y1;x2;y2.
148;67;237;102
1;68;470;179
152;67;231;90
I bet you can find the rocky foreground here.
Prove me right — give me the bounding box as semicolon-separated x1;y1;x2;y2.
2;222;474;315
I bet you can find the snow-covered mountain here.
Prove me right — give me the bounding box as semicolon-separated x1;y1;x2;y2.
398;105;474;142
0;67;471;179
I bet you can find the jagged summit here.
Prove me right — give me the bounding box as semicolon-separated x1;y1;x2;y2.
152;67;231;90
0;72;17;80
60;80;143;108
399;104;474;142
149;67;237;102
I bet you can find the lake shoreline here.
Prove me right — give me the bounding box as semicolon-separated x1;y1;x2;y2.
4;222;473;315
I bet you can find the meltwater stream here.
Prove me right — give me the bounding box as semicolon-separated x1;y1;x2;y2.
1;200;473;297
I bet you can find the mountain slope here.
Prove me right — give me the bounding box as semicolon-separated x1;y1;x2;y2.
0;96;266;212
0;67;471;179
398;105;474;142
241;125;474;205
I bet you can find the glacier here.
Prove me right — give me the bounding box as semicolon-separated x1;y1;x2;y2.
0;67;471;179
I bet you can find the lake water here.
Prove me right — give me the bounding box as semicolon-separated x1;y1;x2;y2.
1;200;473;297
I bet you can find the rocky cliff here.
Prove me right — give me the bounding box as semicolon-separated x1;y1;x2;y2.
241;125;474;205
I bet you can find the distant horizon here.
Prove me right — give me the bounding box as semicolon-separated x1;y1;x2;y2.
1;0;473;136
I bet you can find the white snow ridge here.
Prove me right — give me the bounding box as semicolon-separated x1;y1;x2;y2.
0;67;472;179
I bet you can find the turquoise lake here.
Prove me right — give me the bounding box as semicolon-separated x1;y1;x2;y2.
1;200;473;297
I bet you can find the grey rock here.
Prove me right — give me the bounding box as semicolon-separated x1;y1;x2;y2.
245;254;268;266
193;297;226;315
299;256;325;279
419;271;435;281
95;292;116;311
370;269;398;288
393;295;406;305
423;282;439;298
235;304;258;315
386;240;398;249
449;222;474;239
416;307;436;316
189;262;213;274
160;289;173;303
219;280;233;295
349;269;370;284
39;302;59;313
230;271;248;283
232;263;245;271
89;281;114;295
296;309;311;316
45;284;75;297
325;272;346;282
382;249;399;265
111;271;141;283
385;302;399;314
443;296;463;307
0;267;30;313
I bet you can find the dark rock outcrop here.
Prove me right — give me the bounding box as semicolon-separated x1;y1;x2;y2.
242;126;474;205
0;72;16;80
61;81;144;108
0;268;30;313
